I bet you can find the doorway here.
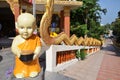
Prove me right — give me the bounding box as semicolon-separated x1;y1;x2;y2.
0;1;16;38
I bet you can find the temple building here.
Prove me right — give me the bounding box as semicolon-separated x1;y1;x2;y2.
0;0;82;37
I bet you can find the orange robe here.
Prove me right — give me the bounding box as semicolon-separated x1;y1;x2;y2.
13;34;41;77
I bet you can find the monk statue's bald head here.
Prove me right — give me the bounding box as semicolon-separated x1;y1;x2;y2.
17;13;36;39
17;13;36;28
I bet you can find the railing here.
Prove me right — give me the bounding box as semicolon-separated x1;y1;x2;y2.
45;45;100;72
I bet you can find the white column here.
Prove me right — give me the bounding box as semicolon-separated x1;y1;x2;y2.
46;45;56;72
32;0;36;17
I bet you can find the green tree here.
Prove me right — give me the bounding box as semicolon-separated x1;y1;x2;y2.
118;11;120;18
112;10;120;43
70;24;88;37
71;0;107;29
112;18;120;43
103;23;112;35
70;0;107;39
87;19;105;39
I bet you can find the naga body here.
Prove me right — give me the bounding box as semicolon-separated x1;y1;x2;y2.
39;0;102;46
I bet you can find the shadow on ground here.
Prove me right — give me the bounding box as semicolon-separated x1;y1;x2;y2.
101;41;120;57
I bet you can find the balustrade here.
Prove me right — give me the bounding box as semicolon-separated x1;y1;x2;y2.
46;45;100;72
56;50;76;65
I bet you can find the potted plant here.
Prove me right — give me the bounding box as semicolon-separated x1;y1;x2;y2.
76;50;81;60
80;49;86;60
76;49;87;60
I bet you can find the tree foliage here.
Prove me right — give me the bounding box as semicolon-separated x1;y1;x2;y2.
70;24;88;37
70;0;107;39
112;16;120;43
87;19;105;39
118;11;120;18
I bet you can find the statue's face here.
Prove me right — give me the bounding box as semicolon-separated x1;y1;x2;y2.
17;24;34;39
17;13;36;39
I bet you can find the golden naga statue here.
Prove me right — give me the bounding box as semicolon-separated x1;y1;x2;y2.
40;0;102;46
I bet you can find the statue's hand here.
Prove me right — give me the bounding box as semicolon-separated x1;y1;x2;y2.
33;46;41;60
33;54;37;60
17;53;21;58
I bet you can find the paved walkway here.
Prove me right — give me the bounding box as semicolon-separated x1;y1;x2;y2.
96;41;120;80
59;48;104;80
0;39;120;80
0;37;13;49
58;39;120;80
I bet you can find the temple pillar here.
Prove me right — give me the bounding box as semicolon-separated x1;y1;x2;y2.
64;6;70;37
60;10;64;32
13;3;20;22
8;0;20;22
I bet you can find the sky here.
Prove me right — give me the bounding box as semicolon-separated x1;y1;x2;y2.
98;0;120;25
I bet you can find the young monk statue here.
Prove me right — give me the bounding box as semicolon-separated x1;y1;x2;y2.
11;13;42;78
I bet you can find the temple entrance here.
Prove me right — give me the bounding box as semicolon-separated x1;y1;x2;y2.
0;1;15;49
0;1;16;38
